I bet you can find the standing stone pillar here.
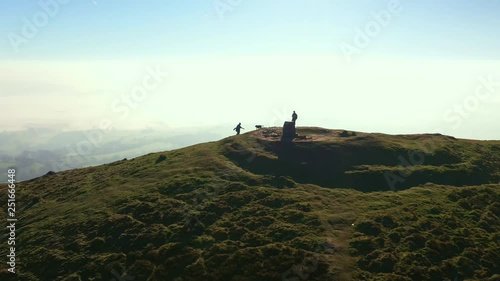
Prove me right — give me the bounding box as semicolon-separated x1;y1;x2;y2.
281;121;296;141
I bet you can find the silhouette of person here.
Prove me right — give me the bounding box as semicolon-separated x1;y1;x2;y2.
292;111;298;123
233;123;244;135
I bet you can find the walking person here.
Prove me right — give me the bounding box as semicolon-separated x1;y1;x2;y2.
233;123;244;135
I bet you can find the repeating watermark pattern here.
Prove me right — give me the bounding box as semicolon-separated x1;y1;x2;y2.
213;0;243;20
385;73;500;190
8;0;72;53
6;169;17;274
443;73;500;130
340;0;403;63
384;148;428;191
51;65;168;172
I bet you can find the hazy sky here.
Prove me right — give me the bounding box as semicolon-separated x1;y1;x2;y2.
1;0;499;139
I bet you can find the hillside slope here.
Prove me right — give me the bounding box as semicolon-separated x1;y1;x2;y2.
1;127;499;281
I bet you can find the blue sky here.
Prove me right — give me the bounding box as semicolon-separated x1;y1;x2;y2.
1;0;500;139
2;0;500;59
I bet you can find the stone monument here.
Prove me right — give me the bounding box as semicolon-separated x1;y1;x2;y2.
281;121;296;141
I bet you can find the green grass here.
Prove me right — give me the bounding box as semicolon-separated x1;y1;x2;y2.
0;127;498;281
349;185;500;280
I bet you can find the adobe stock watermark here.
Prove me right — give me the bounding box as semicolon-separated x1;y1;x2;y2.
213;0;243;20
340;0;403;63
443;73;500;130
384;73;500;190
384;148;428;191
51;65;169;171
7;0;72;53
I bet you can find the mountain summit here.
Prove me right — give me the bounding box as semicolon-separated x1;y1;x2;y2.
2;127;499;280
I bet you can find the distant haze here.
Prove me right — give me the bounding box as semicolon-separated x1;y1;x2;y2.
2;58;499;140
1;0;500;140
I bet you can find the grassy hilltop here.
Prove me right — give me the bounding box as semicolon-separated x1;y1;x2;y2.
1;127;499;281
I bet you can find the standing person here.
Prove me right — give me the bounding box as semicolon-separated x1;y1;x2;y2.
233;123;244;135
292;111;298;123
